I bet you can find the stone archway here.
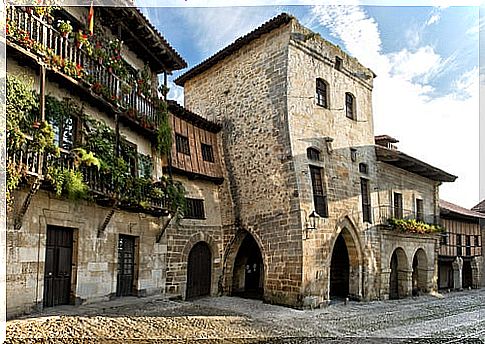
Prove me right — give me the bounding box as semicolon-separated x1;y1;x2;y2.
389;248;409;299
412;248;428;295
231;233;264;299
328;219;363;300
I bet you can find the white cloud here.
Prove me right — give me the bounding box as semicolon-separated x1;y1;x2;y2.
426;13;440;26
310;5;479;207
167;80;185;106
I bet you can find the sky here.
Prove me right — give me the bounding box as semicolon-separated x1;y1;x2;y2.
136;1;481;209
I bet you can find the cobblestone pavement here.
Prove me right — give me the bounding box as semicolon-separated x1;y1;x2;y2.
6;289;485;343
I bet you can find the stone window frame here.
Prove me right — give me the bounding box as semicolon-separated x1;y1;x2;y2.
345;92;356;120
315;78;329;108
184;198;206;220
306;147;321;161
309;165;329;218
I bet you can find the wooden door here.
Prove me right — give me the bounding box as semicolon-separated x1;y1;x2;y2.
186;242;212;299
43;226;73;307
116;235;135;297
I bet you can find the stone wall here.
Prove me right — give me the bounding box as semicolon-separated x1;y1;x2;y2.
183;23;305;306
286;20;379;305
163;175;224;298
7;189;164;318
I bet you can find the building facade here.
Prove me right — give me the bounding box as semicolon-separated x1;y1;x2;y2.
175;13;456;307
7;8;461;317
438;200;484;290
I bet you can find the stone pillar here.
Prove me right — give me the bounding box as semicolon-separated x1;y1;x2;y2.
380;268;391;300
398;269;413;298
471;257;482;289
452;257;463;290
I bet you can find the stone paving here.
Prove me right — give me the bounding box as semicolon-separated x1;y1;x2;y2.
5;289;485;343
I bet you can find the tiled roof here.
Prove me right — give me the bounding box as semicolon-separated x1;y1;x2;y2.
175;13;294;86
472;199;485;213
440;200;485;219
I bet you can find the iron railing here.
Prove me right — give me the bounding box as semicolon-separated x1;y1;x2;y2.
9;139;168;212
7;6;161;129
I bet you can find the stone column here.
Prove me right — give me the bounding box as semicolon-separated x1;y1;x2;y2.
471;257;482;289
452;257;463;290
380;268;391;300
398;269;413;298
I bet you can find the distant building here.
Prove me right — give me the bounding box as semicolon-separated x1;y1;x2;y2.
438;200;484;290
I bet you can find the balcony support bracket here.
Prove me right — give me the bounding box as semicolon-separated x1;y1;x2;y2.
156;214;173;243
14;177;42;231
97;201;118;237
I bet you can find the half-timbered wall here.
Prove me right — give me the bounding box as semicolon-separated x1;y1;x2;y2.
440;218;482;257
169;113;223;180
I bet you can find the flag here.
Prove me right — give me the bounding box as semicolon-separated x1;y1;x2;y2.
88;2;94;36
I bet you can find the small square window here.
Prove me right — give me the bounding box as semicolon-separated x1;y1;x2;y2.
185;198;205;219
359;163;368;174
335;56;343;70
201;143;214;162
307;147;321;161
175;134;190;155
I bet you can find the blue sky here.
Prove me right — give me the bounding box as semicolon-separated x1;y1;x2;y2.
138;3;480;208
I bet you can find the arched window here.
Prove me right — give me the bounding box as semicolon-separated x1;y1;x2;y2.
345;92;355;119
307;147;321;161
316;78;328;108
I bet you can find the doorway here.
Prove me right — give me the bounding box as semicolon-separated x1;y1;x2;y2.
116;235;136;297
232;234;264;299
43;226;73;307
186;242;212;299
329;233;350;298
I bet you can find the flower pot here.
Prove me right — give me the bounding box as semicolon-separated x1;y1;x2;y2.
61;32;69;39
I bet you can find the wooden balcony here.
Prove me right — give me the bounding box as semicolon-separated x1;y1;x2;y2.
7;6;162;131
9;140;169;216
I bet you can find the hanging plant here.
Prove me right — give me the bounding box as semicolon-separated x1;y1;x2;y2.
57;20;72;38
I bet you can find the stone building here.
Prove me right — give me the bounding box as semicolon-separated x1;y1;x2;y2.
175;13;456;307
438;200;484;290
471;200;485;287
5;5;227;318
7;7;461;317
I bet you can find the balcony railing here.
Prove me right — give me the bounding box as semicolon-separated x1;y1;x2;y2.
371;205;438;226
9;140;168;213
7;6;161;130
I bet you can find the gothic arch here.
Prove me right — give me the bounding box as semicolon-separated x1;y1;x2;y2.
223;229;267;298
328;216;364;300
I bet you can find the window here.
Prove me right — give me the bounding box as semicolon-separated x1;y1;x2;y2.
121;141;138;177
137;154;153;178
316;78;328;108
475;235;480;247
185;198;205;219
441;233;448;246
466;235;471;256
393;192;403;219
307;147;321;161
359;163;368;174
361;178;372;223
175;134;190;155
201;143;214;162
310;165;328;217
350;148;357;162
345;92;355;120
416;199;424;222
335;56;343;70
47;112;77;150
456;234;462;256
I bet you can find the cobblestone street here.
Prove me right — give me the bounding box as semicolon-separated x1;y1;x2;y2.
6;289;485;343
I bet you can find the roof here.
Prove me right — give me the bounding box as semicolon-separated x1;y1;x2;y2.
175;13;294;86
375;145;457;183
375;135;399;144
98;7;187;73
440;200;485;220
167;100;222;133
472;200;485;213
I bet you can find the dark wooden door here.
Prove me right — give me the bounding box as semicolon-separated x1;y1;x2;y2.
116;235;135;297
389;252;399;299
186;242;211;299
330;234;350;298
43;226;73;307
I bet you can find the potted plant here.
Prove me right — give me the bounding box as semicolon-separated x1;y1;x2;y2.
57;20;72;38
75;30;88;49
